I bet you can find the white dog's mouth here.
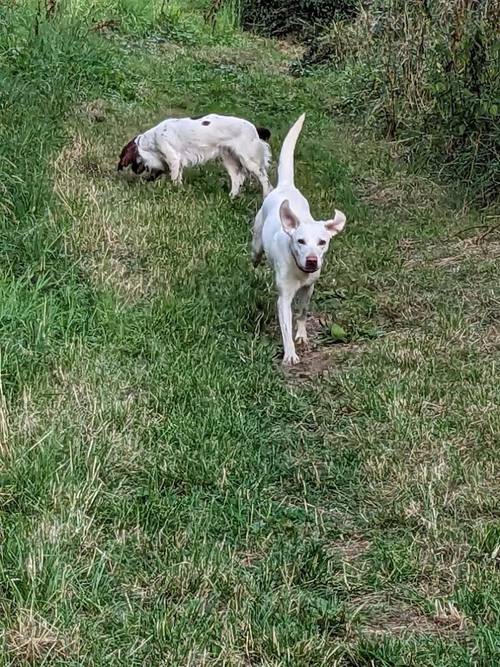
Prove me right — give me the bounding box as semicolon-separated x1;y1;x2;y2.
304;259;319;272
292;253;318;273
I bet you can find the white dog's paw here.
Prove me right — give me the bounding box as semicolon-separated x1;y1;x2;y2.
282;351;300;366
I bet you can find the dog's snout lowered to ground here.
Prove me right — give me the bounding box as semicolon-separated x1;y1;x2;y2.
117;114;272;198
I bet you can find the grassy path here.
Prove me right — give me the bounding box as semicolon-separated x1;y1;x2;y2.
1;10;499;665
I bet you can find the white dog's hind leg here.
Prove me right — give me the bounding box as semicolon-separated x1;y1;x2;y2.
256;167;272;197
221;152;245;198
248;164;271;197
278;288;299;365
295;284;314;346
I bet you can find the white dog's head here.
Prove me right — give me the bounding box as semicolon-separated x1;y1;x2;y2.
279;199;346;273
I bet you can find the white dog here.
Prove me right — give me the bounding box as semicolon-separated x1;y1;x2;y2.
117;114;272;197
252;113;347;365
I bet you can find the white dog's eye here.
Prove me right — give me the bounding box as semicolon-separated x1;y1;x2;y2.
297;239;306;245
318;239;327;246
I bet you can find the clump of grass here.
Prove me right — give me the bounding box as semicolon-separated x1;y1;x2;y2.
5;610;78;663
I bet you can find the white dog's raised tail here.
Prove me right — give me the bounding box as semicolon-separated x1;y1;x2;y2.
277;113;305;188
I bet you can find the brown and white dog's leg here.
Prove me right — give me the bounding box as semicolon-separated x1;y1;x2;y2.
221;151;245;198
158;144;183;185
171;165;183;185
239;151;271;197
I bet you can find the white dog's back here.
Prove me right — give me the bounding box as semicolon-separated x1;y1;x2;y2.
260;114;310;252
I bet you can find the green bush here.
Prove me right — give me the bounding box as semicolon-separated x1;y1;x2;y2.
293;0;499;202
240;0;357;39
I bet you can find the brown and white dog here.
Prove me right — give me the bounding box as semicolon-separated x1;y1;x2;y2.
117;114;272;197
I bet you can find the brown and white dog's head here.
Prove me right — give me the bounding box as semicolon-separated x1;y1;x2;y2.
117;136;145;174
117;136;164;180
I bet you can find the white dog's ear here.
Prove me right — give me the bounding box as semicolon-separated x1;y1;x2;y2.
324;210;346;236
279;200;300;235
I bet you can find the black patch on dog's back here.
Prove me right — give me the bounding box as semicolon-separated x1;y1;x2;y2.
190;115;211;126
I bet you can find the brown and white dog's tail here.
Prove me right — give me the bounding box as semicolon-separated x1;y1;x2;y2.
256;126;271;142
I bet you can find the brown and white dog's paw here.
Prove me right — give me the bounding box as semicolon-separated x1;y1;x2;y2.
295;334;309;349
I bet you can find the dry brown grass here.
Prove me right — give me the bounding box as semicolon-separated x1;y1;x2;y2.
403;237;500;269
352;592;470;638
0;386;10;456
359;173;445;211
330;538;370;562
5;611;78;663
52;133;166;301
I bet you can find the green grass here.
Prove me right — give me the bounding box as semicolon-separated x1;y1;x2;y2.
0;2;499;665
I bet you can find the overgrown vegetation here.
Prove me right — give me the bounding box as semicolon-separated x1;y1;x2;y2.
240;0;357;39
1;1;499;664
240;0;499;202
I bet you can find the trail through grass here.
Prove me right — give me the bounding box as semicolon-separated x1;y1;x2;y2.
0;4;499;665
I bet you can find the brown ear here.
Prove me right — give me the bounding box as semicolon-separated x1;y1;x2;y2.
117;136;138;171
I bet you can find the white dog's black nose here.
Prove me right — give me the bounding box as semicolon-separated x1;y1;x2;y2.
305;256;318;271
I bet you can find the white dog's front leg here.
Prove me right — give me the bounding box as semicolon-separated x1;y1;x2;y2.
278;291;299;365
295;284;314;347
162;145;183;185
170;162;183;186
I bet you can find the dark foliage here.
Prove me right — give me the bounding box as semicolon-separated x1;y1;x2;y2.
240;0;357;39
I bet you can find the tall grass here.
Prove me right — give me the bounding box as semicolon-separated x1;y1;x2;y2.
239;0;357;38
295;0;499;202
0;2;144;399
